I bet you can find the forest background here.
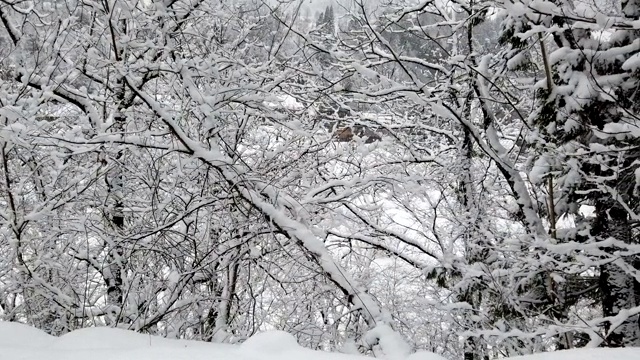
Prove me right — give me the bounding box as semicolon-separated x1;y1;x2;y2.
0;0;639;359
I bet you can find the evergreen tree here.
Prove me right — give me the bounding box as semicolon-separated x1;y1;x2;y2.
508;0;640;347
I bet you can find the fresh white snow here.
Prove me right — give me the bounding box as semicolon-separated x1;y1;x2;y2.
1;322;639;360
506;347;640;360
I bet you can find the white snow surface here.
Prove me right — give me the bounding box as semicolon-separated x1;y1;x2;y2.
1;321;640;360
506;347;640;360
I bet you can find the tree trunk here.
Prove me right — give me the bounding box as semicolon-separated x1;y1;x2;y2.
597;202;640;347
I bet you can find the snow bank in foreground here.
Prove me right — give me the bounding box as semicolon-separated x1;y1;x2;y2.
507;347;640;360
1;321;639;360
0;322;365;360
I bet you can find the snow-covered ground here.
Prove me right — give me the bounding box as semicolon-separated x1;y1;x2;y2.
1;321;639;360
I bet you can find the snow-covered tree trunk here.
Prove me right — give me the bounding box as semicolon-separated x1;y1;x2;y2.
596;203;640;347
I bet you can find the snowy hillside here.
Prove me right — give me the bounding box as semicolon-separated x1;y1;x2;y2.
1;322;638;360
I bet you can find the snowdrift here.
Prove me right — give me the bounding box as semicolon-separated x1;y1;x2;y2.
0;321;638;360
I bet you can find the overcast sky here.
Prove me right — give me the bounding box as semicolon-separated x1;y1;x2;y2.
301;0;336;10
299;0;386;17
